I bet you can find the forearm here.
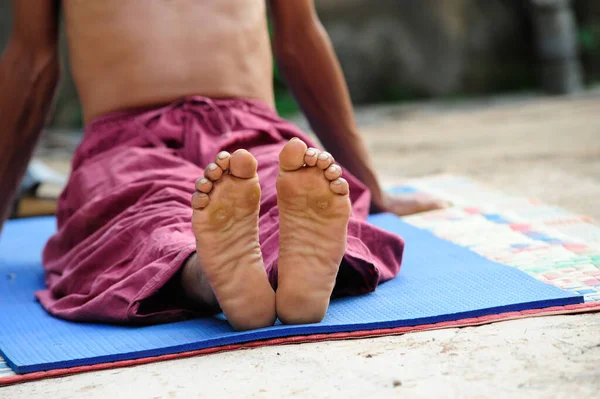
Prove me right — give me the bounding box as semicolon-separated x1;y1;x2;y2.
274;24;385;211
0;42;59;231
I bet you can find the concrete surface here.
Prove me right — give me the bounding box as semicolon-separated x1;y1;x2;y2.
2;92;600;398
3;315;599;399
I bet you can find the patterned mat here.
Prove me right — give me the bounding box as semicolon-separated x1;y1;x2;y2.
400;175;600;303
2;175;598;378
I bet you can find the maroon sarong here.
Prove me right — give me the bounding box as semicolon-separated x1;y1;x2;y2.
37;97;404;324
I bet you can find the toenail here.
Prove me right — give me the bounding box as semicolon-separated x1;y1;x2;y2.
208;163;218;171
332;179;342;185
306;149;316;157
318;153;329;160
199;178;209;184
291;137;300;141
217;152;229;159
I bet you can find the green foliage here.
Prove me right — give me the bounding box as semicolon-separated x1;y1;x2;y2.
578;24;600;52
274;89;299;117
268;18;300;117
272;59;300;117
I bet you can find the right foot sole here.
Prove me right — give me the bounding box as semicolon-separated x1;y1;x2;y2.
276;138;352;324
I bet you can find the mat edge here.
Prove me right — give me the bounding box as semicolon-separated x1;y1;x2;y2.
2;301;599;387
4;294;583;374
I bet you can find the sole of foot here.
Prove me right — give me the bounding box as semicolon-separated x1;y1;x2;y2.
276;138;352;324
189;150;276;331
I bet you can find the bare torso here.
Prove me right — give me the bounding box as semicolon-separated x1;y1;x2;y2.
63;0;274;124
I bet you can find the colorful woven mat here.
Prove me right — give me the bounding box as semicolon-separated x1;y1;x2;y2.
398;175;600;302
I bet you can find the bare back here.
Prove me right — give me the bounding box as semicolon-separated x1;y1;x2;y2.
63;0;274;124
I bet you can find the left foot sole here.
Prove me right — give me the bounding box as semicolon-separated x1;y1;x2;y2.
191;150;276;331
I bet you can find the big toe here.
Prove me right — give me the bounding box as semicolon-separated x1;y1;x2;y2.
279;138;308;171
229;149;258;179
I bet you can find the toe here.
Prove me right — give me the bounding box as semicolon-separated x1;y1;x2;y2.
229;149;258;179
279;138;308;171
304;148;320;167
324;164;342;181
216;151;231;170
191;192;210;209
195;177;213;193
330;178;349;195
204;163;224;181
317;152;334;170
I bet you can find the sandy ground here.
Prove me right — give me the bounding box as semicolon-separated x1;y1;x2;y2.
3;91;600;398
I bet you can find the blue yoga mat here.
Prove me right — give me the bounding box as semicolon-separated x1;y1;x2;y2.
0;215;582;374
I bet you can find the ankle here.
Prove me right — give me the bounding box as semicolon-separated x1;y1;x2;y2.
180;253;220;311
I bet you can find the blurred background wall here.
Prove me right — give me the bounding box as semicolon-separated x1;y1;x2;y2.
1;0;599;126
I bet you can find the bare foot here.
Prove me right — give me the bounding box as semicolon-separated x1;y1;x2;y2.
186;150;276;331
276;138;352;324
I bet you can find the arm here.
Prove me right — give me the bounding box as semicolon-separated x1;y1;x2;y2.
269;0;387;212
0;0;61;232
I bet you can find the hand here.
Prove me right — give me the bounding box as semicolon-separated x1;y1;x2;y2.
378;191;451;217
